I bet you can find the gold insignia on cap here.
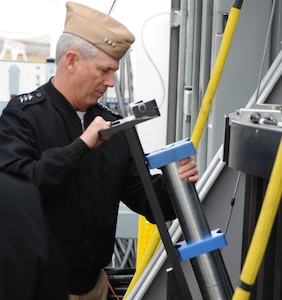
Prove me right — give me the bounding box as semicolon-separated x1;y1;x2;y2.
64;1;135;60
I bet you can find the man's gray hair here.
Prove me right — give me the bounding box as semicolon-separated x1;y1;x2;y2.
56;33;100;64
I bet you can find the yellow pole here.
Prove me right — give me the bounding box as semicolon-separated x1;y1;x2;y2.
136;216;156;268
232;138;282;300
124;227;160;299
191;6;241;149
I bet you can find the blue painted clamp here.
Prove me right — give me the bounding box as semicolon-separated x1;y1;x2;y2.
146;138;196;169
176;229;227;261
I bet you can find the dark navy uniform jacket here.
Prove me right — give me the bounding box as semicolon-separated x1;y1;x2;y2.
0;79;176;294
0;171;68;300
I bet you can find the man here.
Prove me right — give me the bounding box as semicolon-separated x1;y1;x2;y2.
0;2;198;299
0;171;68;300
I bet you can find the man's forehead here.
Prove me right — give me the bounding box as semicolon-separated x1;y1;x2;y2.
93;52;119;71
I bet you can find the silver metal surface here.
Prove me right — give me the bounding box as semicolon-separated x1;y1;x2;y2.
162;161;233;299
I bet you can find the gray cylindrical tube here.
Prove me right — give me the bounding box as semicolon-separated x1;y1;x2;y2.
162;161;233;299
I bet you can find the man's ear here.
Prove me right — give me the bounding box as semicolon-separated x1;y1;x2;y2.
65;51;79;73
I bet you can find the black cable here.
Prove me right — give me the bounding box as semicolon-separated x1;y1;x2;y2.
254;0;277;103
224;171;242;235
108;0;118;15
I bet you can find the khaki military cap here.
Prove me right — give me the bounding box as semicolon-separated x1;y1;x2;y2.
64;1;135;60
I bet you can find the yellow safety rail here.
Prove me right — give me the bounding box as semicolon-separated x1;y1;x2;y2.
232;138;282;300
191;4;241;148
124;227;160;297
136;216;157;268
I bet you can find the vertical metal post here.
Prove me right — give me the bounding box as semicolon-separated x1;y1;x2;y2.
161;161;233;299
167;0;181;144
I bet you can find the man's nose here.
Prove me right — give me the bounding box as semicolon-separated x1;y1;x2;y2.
104;74;115;87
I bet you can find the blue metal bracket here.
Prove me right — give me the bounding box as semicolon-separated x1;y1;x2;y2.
146;138;196;169
176;229;227;261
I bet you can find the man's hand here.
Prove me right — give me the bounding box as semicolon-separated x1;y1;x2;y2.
80;116;112;148
178;156;198;183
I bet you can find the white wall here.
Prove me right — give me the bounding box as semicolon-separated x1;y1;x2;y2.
0;0;171;152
